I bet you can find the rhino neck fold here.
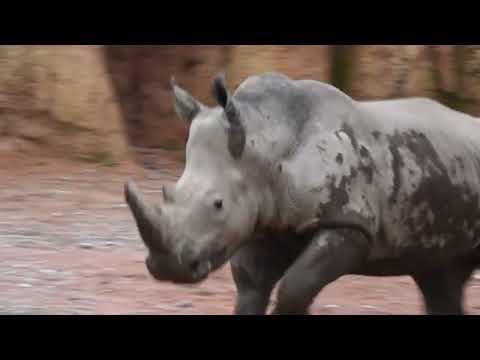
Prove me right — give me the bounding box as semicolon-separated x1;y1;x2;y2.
242;161;283;233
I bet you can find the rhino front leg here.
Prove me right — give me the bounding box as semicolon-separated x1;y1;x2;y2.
271;229;369;315
231;237;305;315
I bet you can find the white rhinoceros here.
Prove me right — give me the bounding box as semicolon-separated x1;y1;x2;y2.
125;72;480;315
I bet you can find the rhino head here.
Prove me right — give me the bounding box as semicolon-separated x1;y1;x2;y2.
125;73;259;284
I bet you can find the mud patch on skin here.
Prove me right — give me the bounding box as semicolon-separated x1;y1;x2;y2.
334;125;376;183
359;146;369;159
316;144;326;152
387;135;405;205
358;145;375;184
409;175;479;248
386;130;449;205
371;130;381;140
314;169;374;240
329;175;350;209
313;174;350;216
386;130;480;249
472;156;480;181
335;123;359;151
455;156;465;170
336;153;344;165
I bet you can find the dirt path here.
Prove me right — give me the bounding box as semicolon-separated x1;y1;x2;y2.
1;150;480;315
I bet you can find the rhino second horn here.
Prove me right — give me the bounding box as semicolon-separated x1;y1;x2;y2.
162;184;175;204
124;181;169;253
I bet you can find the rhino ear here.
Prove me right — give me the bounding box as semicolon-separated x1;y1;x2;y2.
224;100;246;159
211;72;245;159
212;71;228;108
170;76;201;123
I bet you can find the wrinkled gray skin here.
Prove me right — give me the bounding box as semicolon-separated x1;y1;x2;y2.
125;72;480;315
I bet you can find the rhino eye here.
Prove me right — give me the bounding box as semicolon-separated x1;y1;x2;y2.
213;199;223;211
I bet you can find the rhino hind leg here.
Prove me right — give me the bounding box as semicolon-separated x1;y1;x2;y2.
271;229;370;315
230;236;306;315
412;260;476;315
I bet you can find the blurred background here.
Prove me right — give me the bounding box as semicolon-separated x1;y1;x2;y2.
1;45;480;315
2;45;480;166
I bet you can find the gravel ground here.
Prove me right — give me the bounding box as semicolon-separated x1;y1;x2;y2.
1;150;480;315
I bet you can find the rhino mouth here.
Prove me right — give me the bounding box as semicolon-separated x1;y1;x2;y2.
146;241;228;284
145;251;210;284
185;246;228;281
124;181;229;284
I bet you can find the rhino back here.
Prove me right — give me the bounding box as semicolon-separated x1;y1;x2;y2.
233;74;480;263
236;74;480;264
355;99;480;260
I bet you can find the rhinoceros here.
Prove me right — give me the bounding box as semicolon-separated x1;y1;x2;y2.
125;72;480;315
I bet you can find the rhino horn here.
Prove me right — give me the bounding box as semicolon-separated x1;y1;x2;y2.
124;181;204;284
124;181;170;254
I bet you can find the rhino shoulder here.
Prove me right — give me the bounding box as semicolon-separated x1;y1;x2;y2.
233;73;356;122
